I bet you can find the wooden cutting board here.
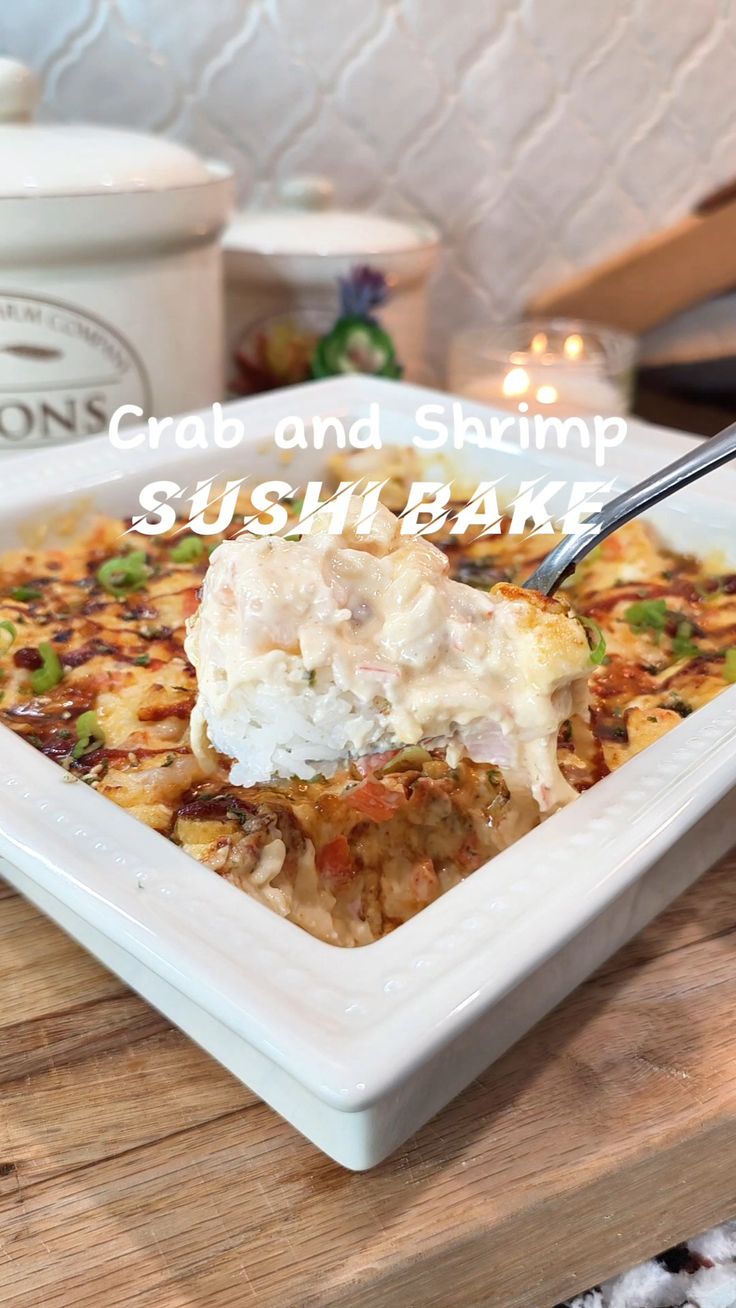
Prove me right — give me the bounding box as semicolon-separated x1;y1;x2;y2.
528;182;736;334
1;847;736;1308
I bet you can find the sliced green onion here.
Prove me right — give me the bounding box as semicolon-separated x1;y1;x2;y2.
9;586;41;602
578;615;607;665
30;641;64;693
97;550;149;597
72;709;105;760
724;648;736;683
671;620;699;661
0;619;17;653
624;598;668;632
170;535;205;564
378;745;431;775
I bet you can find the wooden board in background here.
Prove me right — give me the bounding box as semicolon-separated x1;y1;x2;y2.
1;849;736;1308
528;189;736;334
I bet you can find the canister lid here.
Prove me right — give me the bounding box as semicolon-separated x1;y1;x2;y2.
224;176;438;257
0;58;217;197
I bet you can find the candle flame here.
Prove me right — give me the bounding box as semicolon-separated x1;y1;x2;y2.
530;332;547;355
502;366;530;398
563;333;584;360
536;384;558;404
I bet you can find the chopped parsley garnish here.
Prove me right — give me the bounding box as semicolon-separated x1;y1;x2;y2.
97;550;150;598
133;653;150;666
170;536;205;564
72;710;105;760
578;615;607;665
9;586;41;602
30;642;64;693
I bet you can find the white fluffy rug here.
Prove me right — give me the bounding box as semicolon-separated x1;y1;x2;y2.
559;1222;736;1308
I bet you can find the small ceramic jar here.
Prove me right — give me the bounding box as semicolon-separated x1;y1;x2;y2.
223;178;439;394
0;58;232;450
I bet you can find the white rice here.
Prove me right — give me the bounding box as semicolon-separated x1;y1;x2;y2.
190;666;401;787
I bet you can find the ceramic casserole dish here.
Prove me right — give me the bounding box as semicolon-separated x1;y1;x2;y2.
0;376;735;1169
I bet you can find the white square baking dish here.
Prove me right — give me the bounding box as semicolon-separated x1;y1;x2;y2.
0;376;735;1170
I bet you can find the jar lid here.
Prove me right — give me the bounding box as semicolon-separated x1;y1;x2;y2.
0;58;216;197
224;176;438;257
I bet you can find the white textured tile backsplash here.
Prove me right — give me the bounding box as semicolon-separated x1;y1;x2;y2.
3;0;735;375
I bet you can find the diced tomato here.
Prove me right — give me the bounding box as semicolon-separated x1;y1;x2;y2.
345;777;404;821
316;835;354;885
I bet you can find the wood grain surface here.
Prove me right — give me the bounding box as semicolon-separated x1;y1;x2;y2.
1;849;736;1308
527;190;736;333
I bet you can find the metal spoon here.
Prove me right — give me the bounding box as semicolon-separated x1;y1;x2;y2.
524;419;736;596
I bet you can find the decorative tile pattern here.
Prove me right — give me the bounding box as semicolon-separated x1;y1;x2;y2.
3;0;736;371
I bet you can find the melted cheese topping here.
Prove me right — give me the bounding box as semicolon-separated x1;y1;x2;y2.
1;481;735;946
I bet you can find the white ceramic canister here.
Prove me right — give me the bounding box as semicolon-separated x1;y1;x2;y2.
223;178;439;394
0;59;232;451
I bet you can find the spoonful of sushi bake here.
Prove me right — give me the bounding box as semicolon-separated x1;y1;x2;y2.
184;501;593;812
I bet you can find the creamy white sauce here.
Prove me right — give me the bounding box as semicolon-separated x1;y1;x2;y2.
185;503;591;810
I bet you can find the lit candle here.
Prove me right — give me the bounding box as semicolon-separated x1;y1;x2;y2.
449;320;634;416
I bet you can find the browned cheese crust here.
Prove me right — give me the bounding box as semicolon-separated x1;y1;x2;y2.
1;484;734;945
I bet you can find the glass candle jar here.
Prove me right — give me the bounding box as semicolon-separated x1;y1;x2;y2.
448;319;636;416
